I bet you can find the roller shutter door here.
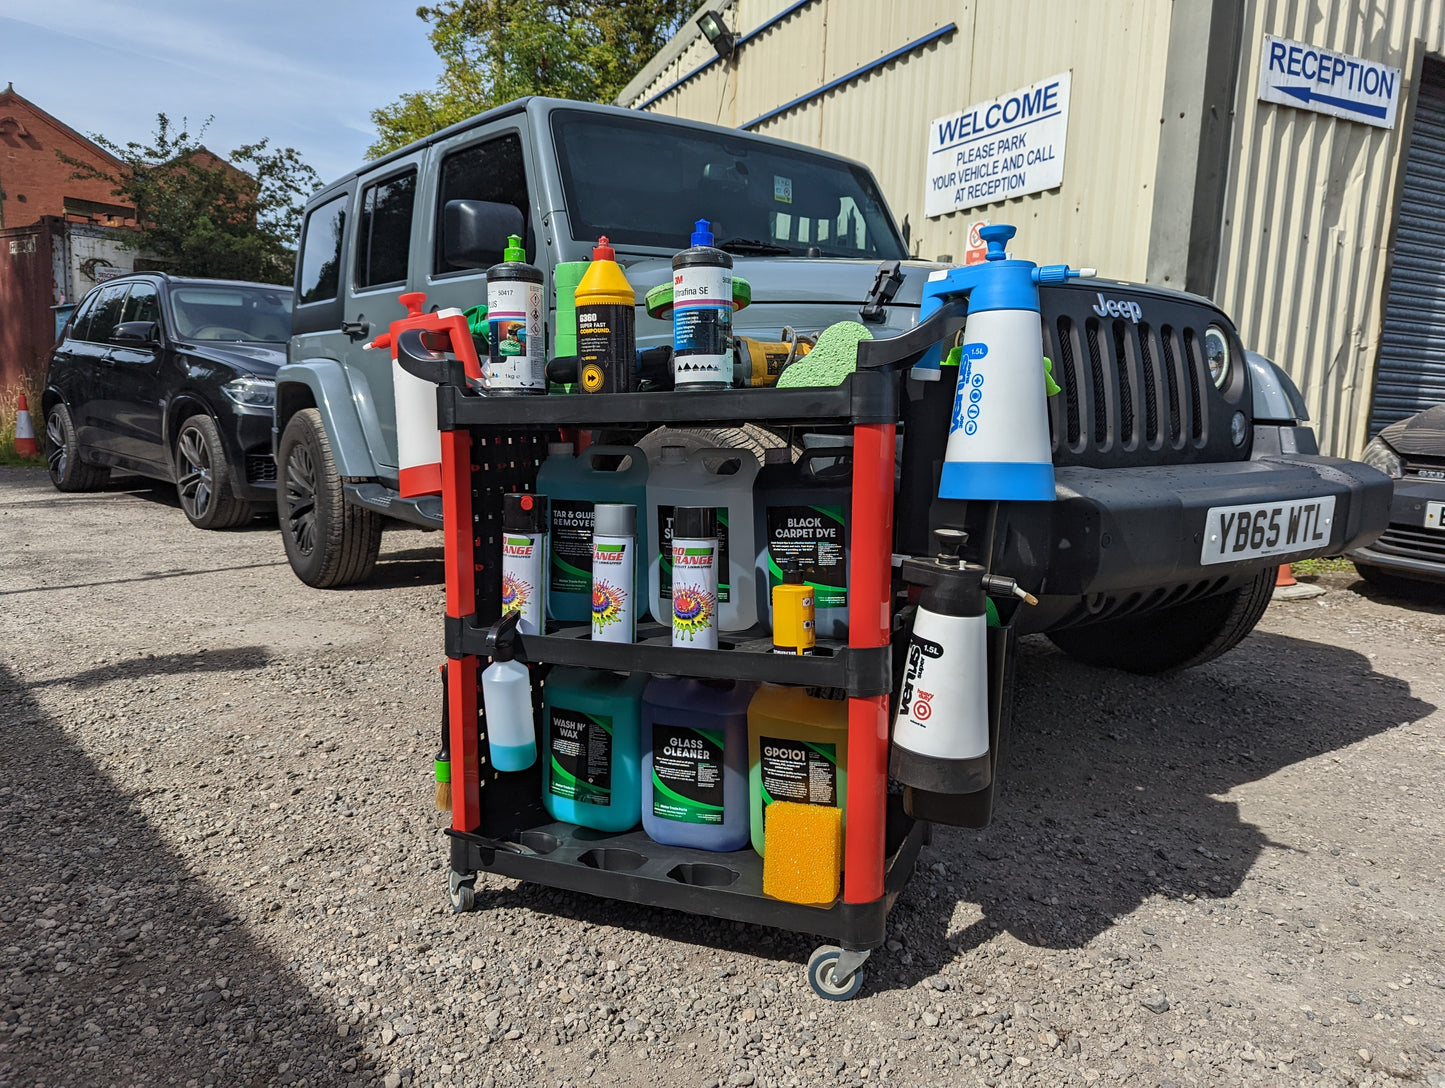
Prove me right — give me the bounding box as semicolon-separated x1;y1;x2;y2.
1372;58;1445;434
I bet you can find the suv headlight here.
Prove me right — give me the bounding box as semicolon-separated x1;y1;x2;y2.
1360;436;1403;479
222;376;276;408
1204;325;1231;389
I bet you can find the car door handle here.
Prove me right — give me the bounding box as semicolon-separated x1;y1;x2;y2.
340;319;370;340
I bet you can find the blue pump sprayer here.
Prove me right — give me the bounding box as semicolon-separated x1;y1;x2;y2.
910;224;1092;503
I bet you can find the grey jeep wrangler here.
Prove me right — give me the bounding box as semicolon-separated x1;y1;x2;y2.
275;97;1389;674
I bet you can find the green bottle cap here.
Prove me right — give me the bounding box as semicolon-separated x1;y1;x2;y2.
503;234;525;263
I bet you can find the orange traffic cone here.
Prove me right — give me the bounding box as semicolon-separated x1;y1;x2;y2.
1274;563;1297;587
13;393;38;458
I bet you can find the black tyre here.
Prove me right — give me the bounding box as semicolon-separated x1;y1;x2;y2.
277;408;382;588
1046;565;1277;675
174;413;252;529
44;402;109;492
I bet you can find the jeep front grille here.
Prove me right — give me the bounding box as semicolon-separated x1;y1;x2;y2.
1047;317;1210;458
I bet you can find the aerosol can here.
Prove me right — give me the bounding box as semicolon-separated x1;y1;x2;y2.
501;493;547;635
889;529;993;797
909;224;1092;502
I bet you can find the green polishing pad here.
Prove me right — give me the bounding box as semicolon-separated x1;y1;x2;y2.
645;276;752;319
774;321;873;389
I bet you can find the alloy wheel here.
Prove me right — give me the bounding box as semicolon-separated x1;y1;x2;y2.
284;442;318;556
175;425;215;519
45;411;67;477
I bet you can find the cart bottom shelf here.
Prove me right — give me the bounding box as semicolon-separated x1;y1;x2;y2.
446;806;927;951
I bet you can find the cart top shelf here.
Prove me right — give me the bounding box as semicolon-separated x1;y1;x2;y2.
436;369;897;430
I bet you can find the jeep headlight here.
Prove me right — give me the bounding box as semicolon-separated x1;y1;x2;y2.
1204;325;1231;389
1360;436;1403;479
222;376;276;408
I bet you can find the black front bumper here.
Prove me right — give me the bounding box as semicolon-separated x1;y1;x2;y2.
1348;475;1445;584
990;454;1391;630
225;408;278;503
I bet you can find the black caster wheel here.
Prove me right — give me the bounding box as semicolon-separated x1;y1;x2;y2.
807;945;865;1001
448;870;477;913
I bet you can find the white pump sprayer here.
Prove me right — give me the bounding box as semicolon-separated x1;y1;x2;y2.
909;224;1086;503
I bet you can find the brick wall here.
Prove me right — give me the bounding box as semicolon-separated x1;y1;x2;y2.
0;87;135;229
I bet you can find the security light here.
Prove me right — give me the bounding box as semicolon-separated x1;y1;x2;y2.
697;10;735;60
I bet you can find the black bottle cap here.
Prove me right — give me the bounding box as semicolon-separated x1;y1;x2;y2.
671;506;716;539
503;492;547;533
485;611;521;662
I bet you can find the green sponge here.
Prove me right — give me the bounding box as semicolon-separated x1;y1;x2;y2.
775;321;873;388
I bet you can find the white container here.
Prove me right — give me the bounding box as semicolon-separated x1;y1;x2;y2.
646;445;759;631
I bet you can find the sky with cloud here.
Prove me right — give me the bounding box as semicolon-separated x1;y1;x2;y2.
1;0;444;186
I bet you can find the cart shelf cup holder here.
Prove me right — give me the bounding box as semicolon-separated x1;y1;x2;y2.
517;830;560;855
578;848;648;873
667;862;741;888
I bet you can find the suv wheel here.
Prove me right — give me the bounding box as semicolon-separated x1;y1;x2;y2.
175;414;253;529
44;402;109;492
1045;565;1276;675
277;408;382;588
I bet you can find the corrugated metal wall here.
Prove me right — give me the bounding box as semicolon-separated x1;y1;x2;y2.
626;0;1173;280
1216;0;1445;458
1371;57;1445;432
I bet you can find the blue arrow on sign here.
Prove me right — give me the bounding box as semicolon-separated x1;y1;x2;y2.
1277;85;1388;119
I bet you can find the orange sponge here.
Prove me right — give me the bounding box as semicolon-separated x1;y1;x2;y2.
763;802;842;905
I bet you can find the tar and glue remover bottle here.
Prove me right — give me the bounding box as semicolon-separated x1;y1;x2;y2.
574;237;636;394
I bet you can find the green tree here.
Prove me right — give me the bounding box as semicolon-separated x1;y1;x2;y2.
60;114;320;282
369;0;694;157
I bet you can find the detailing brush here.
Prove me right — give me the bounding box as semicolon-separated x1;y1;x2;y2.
435;663;452;810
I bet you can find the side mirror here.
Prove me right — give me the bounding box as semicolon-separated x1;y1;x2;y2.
442;200;524;270
111;320;160;345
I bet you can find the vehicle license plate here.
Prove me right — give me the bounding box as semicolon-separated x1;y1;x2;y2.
1427;500;1444;531
1200;496;1336;565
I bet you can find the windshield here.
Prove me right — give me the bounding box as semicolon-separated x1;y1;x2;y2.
551;110;907;260
169;285;294;342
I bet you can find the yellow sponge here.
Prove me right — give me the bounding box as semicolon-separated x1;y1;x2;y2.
763;802;842;905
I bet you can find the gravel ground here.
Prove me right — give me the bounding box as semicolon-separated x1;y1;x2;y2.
1;464;1442;1088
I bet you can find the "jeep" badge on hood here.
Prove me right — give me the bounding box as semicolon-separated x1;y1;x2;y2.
1093;293;1142;323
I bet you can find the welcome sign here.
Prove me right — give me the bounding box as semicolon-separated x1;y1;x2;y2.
925;72;1071;218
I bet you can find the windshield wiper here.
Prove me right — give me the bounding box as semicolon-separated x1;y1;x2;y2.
716;237;791;256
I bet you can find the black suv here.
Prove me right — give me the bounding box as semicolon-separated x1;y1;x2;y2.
42;273;292;528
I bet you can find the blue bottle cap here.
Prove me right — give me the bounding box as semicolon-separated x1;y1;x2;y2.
978;223;1016;262
691;219;714;248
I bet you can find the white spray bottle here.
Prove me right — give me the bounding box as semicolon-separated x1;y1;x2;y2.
482;611;536;772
